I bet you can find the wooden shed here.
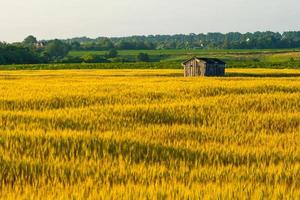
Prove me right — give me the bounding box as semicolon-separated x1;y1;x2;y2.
182;57;226;77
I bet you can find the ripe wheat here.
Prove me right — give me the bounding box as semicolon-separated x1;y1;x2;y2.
0;69;300;199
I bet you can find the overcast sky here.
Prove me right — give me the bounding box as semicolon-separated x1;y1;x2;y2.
1;0;299;42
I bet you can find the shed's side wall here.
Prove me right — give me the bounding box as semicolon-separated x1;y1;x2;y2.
184;59;202;77
216;65;225;76
205;64;225;76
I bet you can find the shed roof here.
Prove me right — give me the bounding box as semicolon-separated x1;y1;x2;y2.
182;57;226;65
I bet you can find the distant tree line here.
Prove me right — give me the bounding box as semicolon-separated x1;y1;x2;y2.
1;31;300;65
65;31;300;50
0;36;71;65
0;36;149;65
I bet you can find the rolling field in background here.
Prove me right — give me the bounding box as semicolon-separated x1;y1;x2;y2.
69;48;300;63
2;48;300;70
0;69;300;199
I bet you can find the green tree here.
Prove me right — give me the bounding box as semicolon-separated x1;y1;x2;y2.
137;53;150;62
0;42;41;64
106;49;118;58
44;39;69;60
70;41;81;50
98;38;114;50
23;35;37;46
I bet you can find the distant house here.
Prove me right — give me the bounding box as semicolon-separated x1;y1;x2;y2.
35;41;46;49
182;57;226;77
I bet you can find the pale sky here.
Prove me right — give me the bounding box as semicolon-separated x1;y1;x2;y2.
0;0;299;42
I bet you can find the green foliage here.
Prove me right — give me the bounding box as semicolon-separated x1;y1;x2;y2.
23;35;37;46
105;49;118;58
97;38;114;49
44;39;70;60
60;56;83;64
0;42;41;65
65;31;300;51
110;57;130;63
137;53;150;62
1;40;300;67
2;48;300;70
81;54;109;63
81;54;97;63
70;41;81;51
0;62;178;70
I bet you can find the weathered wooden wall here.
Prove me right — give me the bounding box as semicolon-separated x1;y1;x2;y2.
184;60;202;77
183;59;225;77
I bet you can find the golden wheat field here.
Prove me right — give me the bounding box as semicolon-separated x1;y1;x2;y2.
0;68;300;199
